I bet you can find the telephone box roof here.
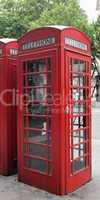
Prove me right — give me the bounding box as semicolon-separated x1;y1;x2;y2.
47;25;68;30
0;38;17;44
19;25;91;43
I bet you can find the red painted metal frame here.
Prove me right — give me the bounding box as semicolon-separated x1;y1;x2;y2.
18;27;92;195
0;40;18;175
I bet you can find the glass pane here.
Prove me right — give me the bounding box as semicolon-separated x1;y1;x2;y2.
27;59;46;73
73;103;84;113
73;89;84;100
28;74;47;87
73;116;84;129
28;144;47;157
73;76;84;87
28;144;52;160
28;116;47;129
25;130;51;144
73;159;85;172
73;136;79;145
72;60;86;72
29;88;46;101
24;158;47;173
73;148;79;159
28;104;46;115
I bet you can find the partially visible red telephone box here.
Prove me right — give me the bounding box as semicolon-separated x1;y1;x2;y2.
0;39;18;175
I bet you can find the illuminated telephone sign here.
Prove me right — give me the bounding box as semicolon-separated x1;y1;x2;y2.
22;37;56;50
65;37;88;51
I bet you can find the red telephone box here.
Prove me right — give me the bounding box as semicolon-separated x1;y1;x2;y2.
0;38;18;175
18;26;92;195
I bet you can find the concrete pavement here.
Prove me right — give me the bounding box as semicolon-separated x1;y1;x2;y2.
93;107;100;139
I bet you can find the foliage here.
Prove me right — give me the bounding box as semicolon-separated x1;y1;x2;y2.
0;0;99;56
94;16;100;55
0;0;89;38
30;0;89;33
0;0;52;38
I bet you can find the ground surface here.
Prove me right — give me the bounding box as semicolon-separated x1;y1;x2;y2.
0;107;100;200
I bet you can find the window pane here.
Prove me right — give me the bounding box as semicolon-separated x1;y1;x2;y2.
27;59;46;73
28;116;47;129
72;60;86;72
25;130;51;144
28;144;47;158
28;74;47;87
73;103;85;113
29;88;46;101
24;158;47;173
73;76;84;87
73;89;84;100
73;159;85;172
28;104;46;115
28;144;52;159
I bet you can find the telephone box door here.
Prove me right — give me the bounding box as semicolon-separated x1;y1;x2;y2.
18;51;59;194
65;51;92;193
